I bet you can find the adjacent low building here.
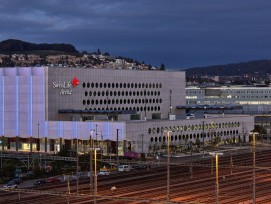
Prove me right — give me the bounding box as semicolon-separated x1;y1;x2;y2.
186;85;271;114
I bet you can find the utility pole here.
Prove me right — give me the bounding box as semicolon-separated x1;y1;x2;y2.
116;129;119;168
144;90;147;120
37;123;40;169
94;148;98;204
141;134;144;154
190;141;193;179
169;90;172;115
164;130;172;202
209;152;223;204
95;124;98;148
202;121;205;157
253;132;258;204
76;138;78;196
90;131;94;194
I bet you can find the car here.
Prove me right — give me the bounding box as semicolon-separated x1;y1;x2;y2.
34;179;46;186
3;181;18;189
97;170;110;176
9;178;23;185
138;164;148;169
26;171;34;177
118;165;131;172
186;113;195;119
46;177;61;184
131;164;141;170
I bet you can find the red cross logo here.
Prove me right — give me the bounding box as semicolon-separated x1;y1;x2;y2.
72;77;79;88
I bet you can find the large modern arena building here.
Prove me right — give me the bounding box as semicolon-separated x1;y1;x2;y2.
0;67;254;155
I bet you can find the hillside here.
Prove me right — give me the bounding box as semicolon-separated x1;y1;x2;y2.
0;39;161;70
0;39;79;54
185;60;271;77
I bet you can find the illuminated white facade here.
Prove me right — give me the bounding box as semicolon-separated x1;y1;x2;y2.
186;86;271;114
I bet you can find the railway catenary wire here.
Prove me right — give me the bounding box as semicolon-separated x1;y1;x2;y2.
2;148;271;203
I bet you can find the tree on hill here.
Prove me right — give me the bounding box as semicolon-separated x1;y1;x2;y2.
0;39;78;53
160;63;165;70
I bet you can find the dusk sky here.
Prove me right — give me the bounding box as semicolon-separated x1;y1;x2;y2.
1;0;271;70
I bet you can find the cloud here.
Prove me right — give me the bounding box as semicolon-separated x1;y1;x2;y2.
1;0;271;68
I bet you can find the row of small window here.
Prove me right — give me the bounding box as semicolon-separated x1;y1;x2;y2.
148;122;241;134
150;130;239;142
83;98;162;105
84;106;161;111
82;82;162;89
84;90;161;97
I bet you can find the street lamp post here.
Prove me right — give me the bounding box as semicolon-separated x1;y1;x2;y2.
89;130;94;194
76;137;79;196
252;131;258;204
141;134;144;154
116;129;119;168
202;121;205;157
209;152;223;204
189;141;193;179
37;123;40;169
90;146;100;204
95;124;98;148
37;123;40;153
165;130;172;202
169;90;172;116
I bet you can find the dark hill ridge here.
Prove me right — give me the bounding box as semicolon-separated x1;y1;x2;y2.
0;39;78;53
185;60;271;77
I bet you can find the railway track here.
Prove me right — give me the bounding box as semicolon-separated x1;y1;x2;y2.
1;147;271;203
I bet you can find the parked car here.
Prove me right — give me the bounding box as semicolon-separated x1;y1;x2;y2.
118;165;131;172
186;113;195;119
9;178;23;185
3;181;18;189
97;170;110;176
26;171;34;177
34;179;46;186
46;177;61;184
131;164;141;170
138;164;148;169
